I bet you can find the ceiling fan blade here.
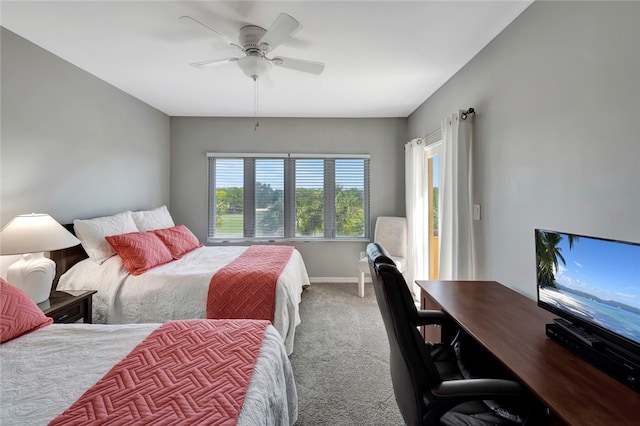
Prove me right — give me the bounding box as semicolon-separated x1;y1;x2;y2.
179;15;243;52
259;13;300;51
189;57;239;68
273;57;325;75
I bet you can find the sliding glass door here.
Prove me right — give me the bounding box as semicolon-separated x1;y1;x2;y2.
426;143;441;280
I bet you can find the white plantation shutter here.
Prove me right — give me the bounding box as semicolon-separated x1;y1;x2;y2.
294;158;325;238
208;157;244;240
207;153;370;242
254;159;285;238
335;158;369;238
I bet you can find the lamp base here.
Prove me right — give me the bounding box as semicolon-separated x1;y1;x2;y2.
7;252;55;304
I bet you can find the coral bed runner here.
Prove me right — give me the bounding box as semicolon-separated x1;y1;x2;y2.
206;245;294;322
49;319;269;426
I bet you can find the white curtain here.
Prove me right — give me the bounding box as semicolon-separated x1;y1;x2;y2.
405;138;429;299
439;111;475;280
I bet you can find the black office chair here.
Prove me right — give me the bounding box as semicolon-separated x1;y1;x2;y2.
367;243;546;426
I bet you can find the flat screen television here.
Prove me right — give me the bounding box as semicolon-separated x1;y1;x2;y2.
535;229;640;359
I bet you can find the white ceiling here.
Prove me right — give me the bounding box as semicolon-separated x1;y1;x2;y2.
1;1;533;118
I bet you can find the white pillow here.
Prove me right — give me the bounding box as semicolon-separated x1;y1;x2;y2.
73;211;139;264
131;205;175;231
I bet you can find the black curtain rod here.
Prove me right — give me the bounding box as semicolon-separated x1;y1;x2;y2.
461;107;475;120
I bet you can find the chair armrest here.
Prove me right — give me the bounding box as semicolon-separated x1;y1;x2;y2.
416;309;449;326
430;378;528;400
424;379;539;425
416;310;461;345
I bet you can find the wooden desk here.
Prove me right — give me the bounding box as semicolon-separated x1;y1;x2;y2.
418;280;639;426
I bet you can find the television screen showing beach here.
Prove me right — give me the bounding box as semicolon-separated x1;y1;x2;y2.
536;230;640;345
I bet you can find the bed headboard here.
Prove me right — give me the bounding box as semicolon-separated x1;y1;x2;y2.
50;224;88;291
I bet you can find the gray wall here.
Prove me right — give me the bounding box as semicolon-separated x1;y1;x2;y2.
170;117;407;279
408;1;640;299
1;26;405;282
1;27;170;227
8;1;636;290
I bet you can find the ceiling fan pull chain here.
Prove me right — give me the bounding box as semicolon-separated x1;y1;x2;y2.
254;76;260;131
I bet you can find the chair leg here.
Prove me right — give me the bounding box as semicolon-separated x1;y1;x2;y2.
358;272;365;297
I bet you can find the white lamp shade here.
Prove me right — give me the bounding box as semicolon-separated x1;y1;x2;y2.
237;55;272;79
0;214;80;255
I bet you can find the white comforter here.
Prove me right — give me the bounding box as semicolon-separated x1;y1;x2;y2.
0;323;297;425
57;246;310;354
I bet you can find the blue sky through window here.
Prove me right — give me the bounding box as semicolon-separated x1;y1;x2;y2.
215;159;243;188
215;158;365;189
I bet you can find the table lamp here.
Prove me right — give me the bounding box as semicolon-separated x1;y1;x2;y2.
0;213;81;303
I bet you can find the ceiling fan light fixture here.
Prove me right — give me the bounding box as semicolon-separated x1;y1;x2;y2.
183;12;324;81
237;55;272;80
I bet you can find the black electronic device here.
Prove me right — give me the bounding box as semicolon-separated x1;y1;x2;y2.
546;322;640;391
552;317;604;349
535;229;640;388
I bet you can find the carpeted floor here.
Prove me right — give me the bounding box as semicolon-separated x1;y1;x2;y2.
290;282;404;425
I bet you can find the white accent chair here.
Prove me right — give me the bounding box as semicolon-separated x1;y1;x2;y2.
357;216;407;297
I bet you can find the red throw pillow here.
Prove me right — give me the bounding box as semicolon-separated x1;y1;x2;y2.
106;231;174;275
153;224;203;259
1;278;53;343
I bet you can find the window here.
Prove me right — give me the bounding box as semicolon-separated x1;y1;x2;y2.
425;143;441;279
208;153;370;242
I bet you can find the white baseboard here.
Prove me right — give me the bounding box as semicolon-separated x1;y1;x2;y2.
308;276;371;284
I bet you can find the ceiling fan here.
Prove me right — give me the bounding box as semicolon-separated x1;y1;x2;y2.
180;13;325;82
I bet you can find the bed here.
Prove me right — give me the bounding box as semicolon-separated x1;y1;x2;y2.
0;279;298;425
54;207;310;355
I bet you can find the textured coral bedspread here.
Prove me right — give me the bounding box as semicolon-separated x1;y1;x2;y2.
207;246;294;322
0;322;297;425
50;320;268;425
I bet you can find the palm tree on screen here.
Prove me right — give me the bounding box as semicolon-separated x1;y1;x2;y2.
536;231;578;288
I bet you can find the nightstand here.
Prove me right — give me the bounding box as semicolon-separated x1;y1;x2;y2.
38;290;97;324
